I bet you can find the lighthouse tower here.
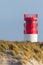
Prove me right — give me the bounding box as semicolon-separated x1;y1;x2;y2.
24;14;38;42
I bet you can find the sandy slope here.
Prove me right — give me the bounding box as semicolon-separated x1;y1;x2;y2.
0;40;43;65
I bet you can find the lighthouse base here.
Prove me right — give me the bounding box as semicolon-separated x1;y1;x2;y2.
24;34;38;42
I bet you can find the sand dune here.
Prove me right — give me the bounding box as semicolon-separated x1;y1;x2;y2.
0;40;43;65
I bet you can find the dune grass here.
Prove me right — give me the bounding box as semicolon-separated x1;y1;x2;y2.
0;40;43;64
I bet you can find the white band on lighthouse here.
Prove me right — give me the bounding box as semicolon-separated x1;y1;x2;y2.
24;34;38;42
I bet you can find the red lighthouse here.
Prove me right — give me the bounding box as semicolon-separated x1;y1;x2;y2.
24;14;38;42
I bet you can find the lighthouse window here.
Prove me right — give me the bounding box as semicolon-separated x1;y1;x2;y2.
27;21;32;23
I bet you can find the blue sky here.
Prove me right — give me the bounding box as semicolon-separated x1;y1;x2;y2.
0;0;43;41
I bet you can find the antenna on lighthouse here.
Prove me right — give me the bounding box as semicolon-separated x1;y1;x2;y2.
24;14;38;42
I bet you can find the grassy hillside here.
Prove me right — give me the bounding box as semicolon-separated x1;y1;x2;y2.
0;40;43;64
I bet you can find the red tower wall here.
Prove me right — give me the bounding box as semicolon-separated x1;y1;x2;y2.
24;14;38;34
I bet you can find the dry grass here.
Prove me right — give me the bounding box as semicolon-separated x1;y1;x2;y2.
0;40;43;64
